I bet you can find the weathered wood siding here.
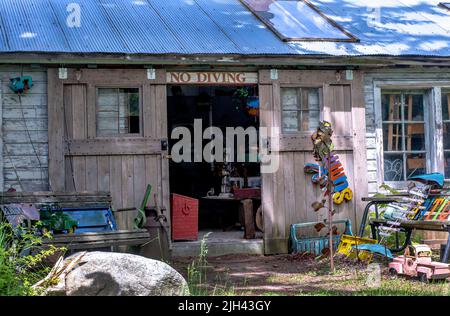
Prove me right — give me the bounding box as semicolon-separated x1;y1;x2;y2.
1;66;49;192
260;70;368;254
48;69;169;230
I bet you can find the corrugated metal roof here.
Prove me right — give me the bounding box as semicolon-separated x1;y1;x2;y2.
0;0;295;55
289;0;450;56
0;0;448;57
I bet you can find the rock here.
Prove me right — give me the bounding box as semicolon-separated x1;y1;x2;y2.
48;251;189;296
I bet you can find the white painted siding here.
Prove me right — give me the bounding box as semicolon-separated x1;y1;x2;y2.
1;66;49;191
364;69;450;194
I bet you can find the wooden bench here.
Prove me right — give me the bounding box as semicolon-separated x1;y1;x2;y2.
0;191;151;252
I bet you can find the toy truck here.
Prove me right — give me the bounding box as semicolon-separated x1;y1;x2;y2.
389;244;450;283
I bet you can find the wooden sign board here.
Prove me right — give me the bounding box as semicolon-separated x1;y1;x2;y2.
167;72;258;85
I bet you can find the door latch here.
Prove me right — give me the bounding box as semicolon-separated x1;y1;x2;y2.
161;139;168;151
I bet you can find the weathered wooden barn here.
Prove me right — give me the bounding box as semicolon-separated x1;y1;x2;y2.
0;0;449;254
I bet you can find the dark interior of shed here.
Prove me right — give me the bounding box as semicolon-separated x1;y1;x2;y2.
167;85;261;237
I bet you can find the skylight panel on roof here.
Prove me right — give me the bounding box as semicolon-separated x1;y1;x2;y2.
439;2;450;10
241;0;358;42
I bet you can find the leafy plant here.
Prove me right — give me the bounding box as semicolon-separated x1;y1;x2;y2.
0;222;64;296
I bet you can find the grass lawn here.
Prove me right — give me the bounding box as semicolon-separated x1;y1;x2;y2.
171;254;450;296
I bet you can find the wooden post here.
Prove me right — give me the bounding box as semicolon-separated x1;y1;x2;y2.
242;199;256;239
327;152;335;272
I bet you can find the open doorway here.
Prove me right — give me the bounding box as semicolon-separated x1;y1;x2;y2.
167;85;263;248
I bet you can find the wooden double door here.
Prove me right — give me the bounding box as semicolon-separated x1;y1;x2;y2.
48;68;170;229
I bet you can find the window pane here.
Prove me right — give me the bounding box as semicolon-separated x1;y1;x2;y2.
242;0;351;40
406;153;426;178
383;123;403;151
404;94;424;121
445;152;450;179
281;88;321;132
307;88;320;111
384;153;404;182
97;88;140;136
308;110;320;130
282;110;299;132
405;123;425;151
281;88;298;110
442;92;450;121
382;94;401;121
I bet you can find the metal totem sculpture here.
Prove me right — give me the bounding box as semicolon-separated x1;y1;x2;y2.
306;121;353;271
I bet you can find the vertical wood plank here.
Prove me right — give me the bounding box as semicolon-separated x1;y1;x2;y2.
343;85;353;134
63;85;73;139
155;85;170;226
97;156;110;192
121;155;134;229
86;84;96;139
294;152;307;224
272;153;286;242
110;156;123;225
283;152;296;236
351;71;369;235
304;152;320;225
145;156;159;205
332;85;345;135
259;82;276;252
71;85;87;140
48;69;65;190
72;157;86;191
133;155;146;208
85;156;98;191
143;83;153;138
322;84;332;123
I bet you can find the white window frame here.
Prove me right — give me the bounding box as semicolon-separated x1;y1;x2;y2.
441;88;450;179
373;80;450;189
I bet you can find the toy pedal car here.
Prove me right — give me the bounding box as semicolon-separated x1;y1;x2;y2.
388;244;450;283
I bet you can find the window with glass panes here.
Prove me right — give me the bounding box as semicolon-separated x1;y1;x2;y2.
281;88;320;133
96;88;140;137
442;90;450;178
381;91;427;182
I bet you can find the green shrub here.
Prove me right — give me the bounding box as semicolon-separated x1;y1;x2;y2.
0;222;63;296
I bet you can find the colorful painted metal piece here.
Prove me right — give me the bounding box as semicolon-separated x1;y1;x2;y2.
40;204;117;234
409;173;445;188
303;152;353;205
354;243;393;259
290;219;353;256
389;245;450;282
0;203;40;228
337;235;378;262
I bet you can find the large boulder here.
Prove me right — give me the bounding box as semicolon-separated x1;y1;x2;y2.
48;251;189;296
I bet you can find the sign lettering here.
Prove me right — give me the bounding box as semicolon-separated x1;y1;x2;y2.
167;72;258;85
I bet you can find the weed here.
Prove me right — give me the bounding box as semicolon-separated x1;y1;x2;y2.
0;222;64;296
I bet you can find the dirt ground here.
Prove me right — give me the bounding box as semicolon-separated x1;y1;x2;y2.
171;254;450;296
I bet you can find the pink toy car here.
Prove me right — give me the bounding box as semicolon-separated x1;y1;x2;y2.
389;245;450;283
